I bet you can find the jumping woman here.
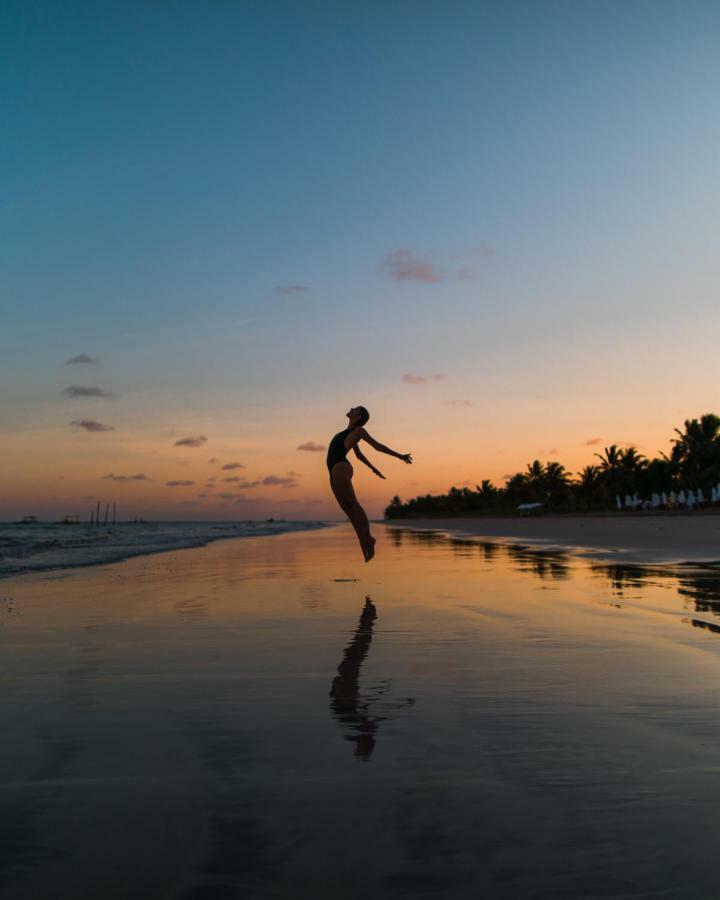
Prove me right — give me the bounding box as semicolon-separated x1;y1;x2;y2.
327;406;412;562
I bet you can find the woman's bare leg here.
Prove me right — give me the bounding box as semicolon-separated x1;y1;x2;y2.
344;499;374;561
331;463;375;561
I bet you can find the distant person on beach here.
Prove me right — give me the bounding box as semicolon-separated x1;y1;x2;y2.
327;406;412;561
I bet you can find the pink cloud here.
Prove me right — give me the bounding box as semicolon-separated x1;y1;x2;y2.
380;249;441;284
297;441;325;451
165;480;195;487
103;473;149;482
402;374;427;384
221;462;245;470
584;437;602;446
174;435;207;448
262;475;297;488
70;419;114;432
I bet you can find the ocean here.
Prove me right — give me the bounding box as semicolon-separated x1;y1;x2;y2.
0;519;331;579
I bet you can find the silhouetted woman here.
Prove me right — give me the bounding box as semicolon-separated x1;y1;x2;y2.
327;406;412;561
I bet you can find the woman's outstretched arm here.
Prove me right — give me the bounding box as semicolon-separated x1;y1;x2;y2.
353;444;386;479
359;428;412;464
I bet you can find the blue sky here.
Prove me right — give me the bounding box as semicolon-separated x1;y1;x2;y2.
3;1;720;518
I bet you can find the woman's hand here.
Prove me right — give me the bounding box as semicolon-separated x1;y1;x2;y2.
373;468;386;480
400;453;413;464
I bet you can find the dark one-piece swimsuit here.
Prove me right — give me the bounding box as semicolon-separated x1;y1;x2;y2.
327;427;355;481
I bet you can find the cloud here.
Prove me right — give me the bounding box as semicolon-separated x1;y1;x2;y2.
584;437;602;446
275;284;309;294
65;354;97;365
197;492;210;498
102;473;149;481
207;457;219;464
446;399;473;407
165;480;195;487
380;249;441;284
401;373;445;385
219;492;245;501
70;419;114;432
63;386;115;398
222;477;241;483
261;475;297;488
221;462;245;470
548;448;558;455
286;470;301;477
297;441;325;452
174;435;207;447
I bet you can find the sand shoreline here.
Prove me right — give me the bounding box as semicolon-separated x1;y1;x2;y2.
384;514;720;565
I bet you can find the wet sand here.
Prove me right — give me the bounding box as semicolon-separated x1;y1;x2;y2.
387;513;720;564
3;523;720;897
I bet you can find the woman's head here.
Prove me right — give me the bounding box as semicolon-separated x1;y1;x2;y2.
347;406;370;428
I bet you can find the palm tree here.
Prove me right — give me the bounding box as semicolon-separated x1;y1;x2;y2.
672;414;720;489
575;465;603;507
544;461;571;506
595;444;625;501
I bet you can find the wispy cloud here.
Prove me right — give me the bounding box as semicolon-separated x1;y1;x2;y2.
63;386;115;398
71;419;114;432
275;284;309;294
380;250;441;284
207;457;219;464
165;480;195;487
65;353;97;365
584;437;602;446
297;441;325;452
221;462;245;470
174;435;207;447
102;473;149;481
262;475;297;488
446;399;473;407
402;373;446;385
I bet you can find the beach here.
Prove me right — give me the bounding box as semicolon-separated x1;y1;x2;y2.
386;512;720;564
4;522;720;898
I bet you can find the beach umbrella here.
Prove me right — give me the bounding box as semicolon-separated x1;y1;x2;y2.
616;495;622;510
625;494;633;509
651;493;660;508
687;490;696;510
678;490;687;506
697;488;705;504
661;492;668;506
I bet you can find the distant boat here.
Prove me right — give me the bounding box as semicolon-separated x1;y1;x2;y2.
16;515;38;524
61;515;80;525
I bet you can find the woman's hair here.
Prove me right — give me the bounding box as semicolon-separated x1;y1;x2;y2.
355;406;370;428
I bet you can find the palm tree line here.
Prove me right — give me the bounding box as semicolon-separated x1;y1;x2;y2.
384;413;720;519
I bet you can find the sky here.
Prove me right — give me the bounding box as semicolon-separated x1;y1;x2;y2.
2;0;720;521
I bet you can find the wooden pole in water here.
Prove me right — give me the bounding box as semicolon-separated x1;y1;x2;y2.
90;510;94;525
112;502;116;525
96;500;101;526
103;503;109;526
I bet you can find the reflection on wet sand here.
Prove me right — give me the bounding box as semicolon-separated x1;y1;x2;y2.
330;595;381;760
391;525;720;633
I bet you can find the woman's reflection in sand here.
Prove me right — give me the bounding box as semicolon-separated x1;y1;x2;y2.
329;595;381;761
